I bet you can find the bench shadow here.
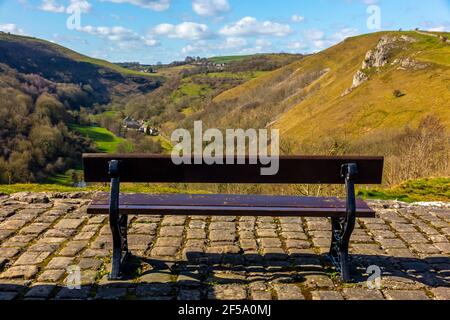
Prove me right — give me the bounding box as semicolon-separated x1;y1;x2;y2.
129;251;450;288
0;253;448;300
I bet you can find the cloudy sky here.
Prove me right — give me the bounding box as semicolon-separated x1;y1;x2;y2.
0;0;449;64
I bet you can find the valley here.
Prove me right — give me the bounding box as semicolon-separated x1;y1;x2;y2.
0;30;448;200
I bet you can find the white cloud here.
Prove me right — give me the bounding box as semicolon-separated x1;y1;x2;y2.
220;17;292;37
428;25;449;32
332;27;359;41
153;22;211;40
101;0;170;11
67;0;92;13
39;0;65;13
219;37;247;49
304;28;325;41
303;27;359;51
192;0;230;17
287;41;307;50
291;14;304;23
39;0;92;14
78;25;158;48
0;23;25;35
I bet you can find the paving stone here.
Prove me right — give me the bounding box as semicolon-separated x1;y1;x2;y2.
2;235;36;247
240;239;258;251
311;291;344;300
0;229;14;241
159;226;184;237
25;284;56;298
19;223;51;235
259;238;282;248
136;283;173;297
256;229;278;238
209;222;235;230
370;229;397;239
78;258;102;270
208;284;247;300
59;241;89;256
152;247;179;257
303;275;335;289
378;238;407;249
37;269;66;282
280;224;303;232
205;245;241;255
0;219;28;230
129;223;158;235
128;235;154;250
311;238;330;247
431;287;450;300
44;229;77;238
46;257;74;270
209;230;236;242
434;242;450;253
384;290;429;300
81;249;110;258
177;272;202;287
410;243;440;254
155;237;183;247
0;265;39;279
73;232;96;241
14;251;51;266
281;232;308;240
273;283;305;300
0;291;18;300
161;216;186;226
0;247;21;259
177;289;202;300
285;239;311;249
54;219;84;230
95;287;127;300
342;288;384;300
28;243;60;253
0;194;449;301
141;272;173;284
55;287;92;300
250;290;273;300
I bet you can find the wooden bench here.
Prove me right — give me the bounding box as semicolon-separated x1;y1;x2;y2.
83;154;384;282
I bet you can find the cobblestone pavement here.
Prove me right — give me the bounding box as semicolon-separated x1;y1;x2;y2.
0;192;449;300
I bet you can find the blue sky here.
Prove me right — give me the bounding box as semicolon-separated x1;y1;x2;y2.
0;0;449;64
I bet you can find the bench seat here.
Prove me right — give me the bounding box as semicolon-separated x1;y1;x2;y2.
88;193;375;218
83;154;384;281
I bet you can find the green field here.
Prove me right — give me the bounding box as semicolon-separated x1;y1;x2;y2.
358;177;450;202
2;178;448;203
207;55;256;64
0;183;207;195
70;124;131;153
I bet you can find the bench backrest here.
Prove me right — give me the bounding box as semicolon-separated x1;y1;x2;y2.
83;154;384;185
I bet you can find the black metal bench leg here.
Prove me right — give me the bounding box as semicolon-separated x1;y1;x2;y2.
108;160;129;280
329;163;358;282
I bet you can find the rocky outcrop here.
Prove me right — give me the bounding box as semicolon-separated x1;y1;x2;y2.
397;57;429;70
362;36;398;69
342;35;424;96
342;70;369;96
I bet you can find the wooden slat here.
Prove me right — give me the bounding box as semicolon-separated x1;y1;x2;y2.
87;193;376;218
83;154;384;184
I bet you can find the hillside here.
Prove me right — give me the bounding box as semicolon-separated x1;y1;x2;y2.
152;30;449;186
0;33;162;184
0;33;162;107
212;31;450;140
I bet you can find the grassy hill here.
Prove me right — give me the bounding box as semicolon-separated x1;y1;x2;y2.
0;33;158;78
212;31;450;142
69;124;131;153
0;33;163;184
